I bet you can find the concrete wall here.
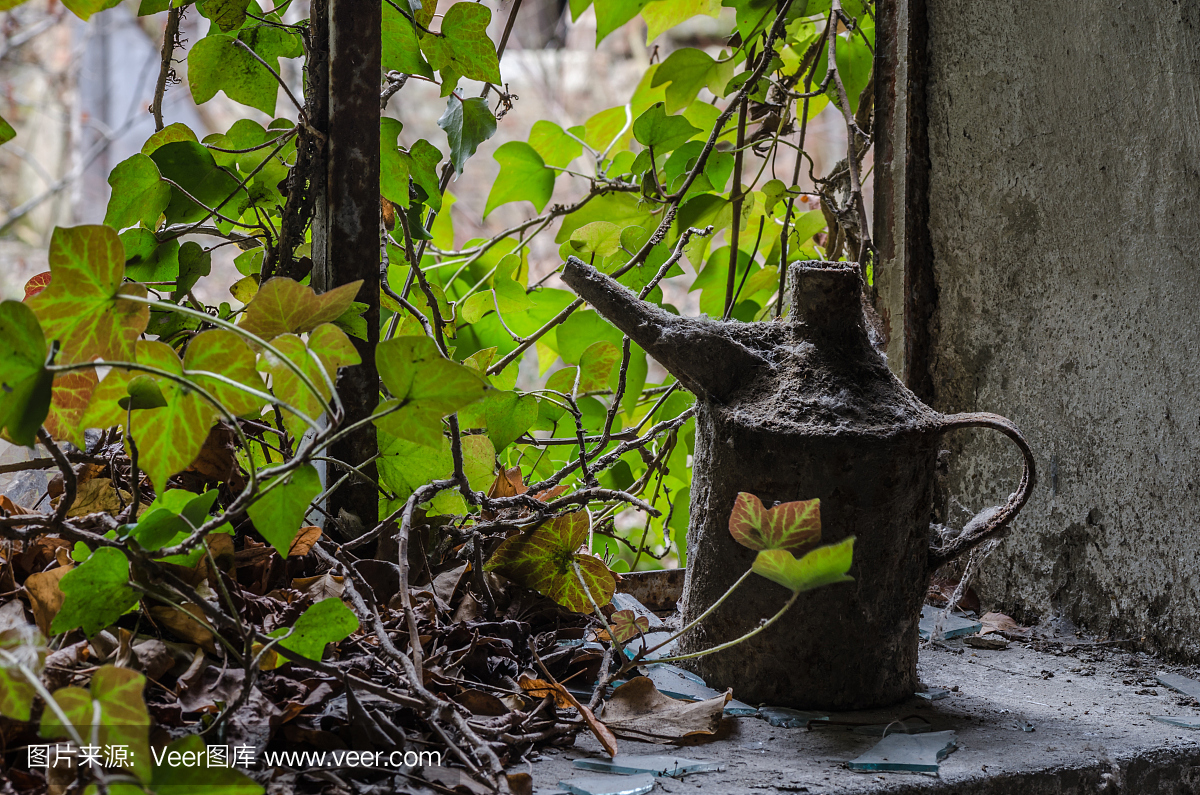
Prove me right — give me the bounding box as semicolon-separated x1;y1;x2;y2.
922;1;1200;658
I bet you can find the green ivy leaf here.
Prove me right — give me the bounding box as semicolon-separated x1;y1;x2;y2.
381;123;443;212
26;225;150;366
458;390;538;451
438;96;497;176
378;430;453;504
0;114;16;146
188;26;302;115
122;231;179;283
528;120;583;169
485;511;615;613
272;598;358;662
0;301;52;448
485;142;555;217
419;3;501;89
104;153;171;232
150;734;265;794
554;310;623;365
199;0;249;32
60;0;120;20
633;102;701;154
382;1;434;79
247;464;321;556
641;0;721;42
128;489;220;551
569;221;624;258
0;623;46;721
41;665;152;782
149;141;243;225
141;122;198;155
239;278;363;341
373;335;490;448
595;0;652;44
728;492;821;553
51;548;140;637
651;47;734;114
751;537;856;594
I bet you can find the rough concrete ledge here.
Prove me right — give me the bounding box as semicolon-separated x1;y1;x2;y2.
522;640;1200;794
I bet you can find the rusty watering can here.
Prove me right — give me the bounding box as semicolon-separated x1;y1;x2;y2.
562;257;1035;710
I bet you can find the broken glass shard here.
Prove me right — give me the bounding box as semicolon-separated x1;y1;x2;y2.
851;717;934;736
1155;673;1200;701
573;754;722;778
1152;715;1200;730
915;689;950;701
759;706;829;728
848;729;958;773
725;698;758;716
623;631;676;661
641;663;723;701
558;773;656;795
918;605;983;641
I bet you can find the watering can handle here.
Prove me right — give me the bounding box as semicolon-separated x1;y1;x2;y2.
928;412;1037;568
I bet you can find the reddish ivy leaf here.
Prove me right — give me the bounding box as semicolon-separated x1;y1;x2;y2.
607;609;650;643
728;492;821;554
238;277;363;341
43;369;99;449
23;272;51;300
25;226;149;366
485;510;615;613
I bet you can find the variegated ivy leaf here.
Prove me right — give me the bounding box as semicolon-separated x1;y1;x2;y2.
751;537;856;594
81;331;264;492
485;510;615;613
728;492;821;554
608;609;650;643
257;323;361;440
0;622;46;722
25;225;149;366
238;277;363;342
40;665;152;782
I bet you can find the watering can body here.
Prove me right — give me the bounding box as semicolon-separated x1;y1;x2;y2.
563;258;1034;709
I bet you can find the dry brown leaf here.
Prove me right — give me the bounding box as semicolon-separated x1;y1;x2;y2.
453;688;510;716
432;562;468;604
149;604;216;653
292;572;344;601
980;611;1029;638
517;673;618;757
506;772;533;795
0;495;31;515
487;466;527;499
287;526;322;557
599;676;729;743
186;424;244;486
964;634;1009;650
65;477;128;518
518;674;573;708
25;564;72;636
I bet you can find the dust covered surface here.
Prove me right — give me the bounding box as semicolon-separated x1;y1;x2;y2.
524;640;1200;794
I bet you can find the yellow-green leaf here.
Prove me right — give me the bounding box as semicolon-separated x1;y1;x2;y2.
751;537;856;594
